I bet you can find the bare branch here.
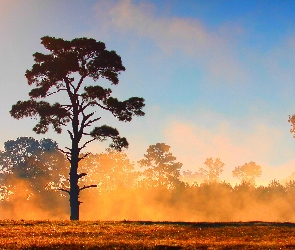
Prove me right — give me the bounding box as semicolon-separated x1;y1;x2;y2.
80;102;92;112
61;104;73;112
78;100;87;113
79;138;96;150
45;88;67;97
67;130;74;140
75;75;86;94
64;77;75;101
68;79;75;91
77;152;91;162
82;101;110;112
79;184;97;192
64;147;72;160
57;147;71;155
84;117;101;127
57;148;71;162
81;112;94;126
94;102;110;111
77;112;92;142
79;152;91;160
58;188;70;194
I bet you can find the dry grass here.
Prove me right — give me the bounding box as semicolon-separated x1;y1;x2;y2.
1;220;295;249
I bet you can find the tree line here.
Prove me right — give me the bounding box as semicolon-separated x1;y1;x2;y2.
1;137;295;221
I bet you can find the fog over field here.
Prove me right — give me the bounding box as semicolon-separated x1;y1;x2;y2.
1;143;295;222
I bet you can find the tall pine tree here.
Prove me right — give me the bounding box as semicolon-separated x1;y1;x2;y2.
10;36;145;220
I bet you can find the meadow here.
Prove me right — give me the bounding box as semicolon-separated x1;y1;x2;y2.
1;220;295;249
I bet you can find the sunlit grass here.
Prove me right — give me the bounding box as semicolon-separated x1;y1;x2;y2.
1;220;295;249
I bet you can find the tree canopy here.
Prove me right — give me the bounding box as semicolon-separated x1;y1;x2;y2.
232;161;262;185
138;143;183;189
199;158;224;183
0;137;68;218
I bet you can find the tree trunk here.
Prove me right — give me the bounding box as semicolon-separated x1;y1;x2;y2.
70;139;80;220
69;175;79;220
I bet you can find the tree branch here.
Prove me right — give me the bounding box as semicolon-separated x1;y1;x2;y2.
61;105;73;113
79;152;91;160
79;101;100;114
78;173;87;179
64;77;75;103
46;88;67;97
77;108;96;142
85;101;110;112
57;148;70;155
84;117;101;127
79;111;94;135
58;188;70;194
75;75;86;94
67;78;75;92
79;138;96;151
79;184;97;192
57;147;71;162
78;100;86;113
67;130;74;140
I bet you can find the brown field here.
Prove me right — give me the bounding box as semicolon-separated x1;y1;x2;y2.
1;220;295;249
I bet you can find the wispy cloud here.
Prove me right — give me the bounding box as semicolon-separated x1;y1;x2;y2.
93;0;248;85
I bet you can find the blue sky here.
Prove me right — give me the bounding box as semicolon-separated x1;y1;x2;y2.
1;0;295;184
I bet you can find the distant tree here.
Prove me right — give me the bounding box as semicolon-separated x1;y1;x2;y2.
0;137;67;184
138;143;183;189
0;137;68;215
232;161;262;185
79;150;138;192
199;158;224;183
9;36;145;220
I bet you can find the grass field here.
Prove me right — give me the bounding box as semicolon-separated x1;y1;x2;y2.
1;220;295;249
